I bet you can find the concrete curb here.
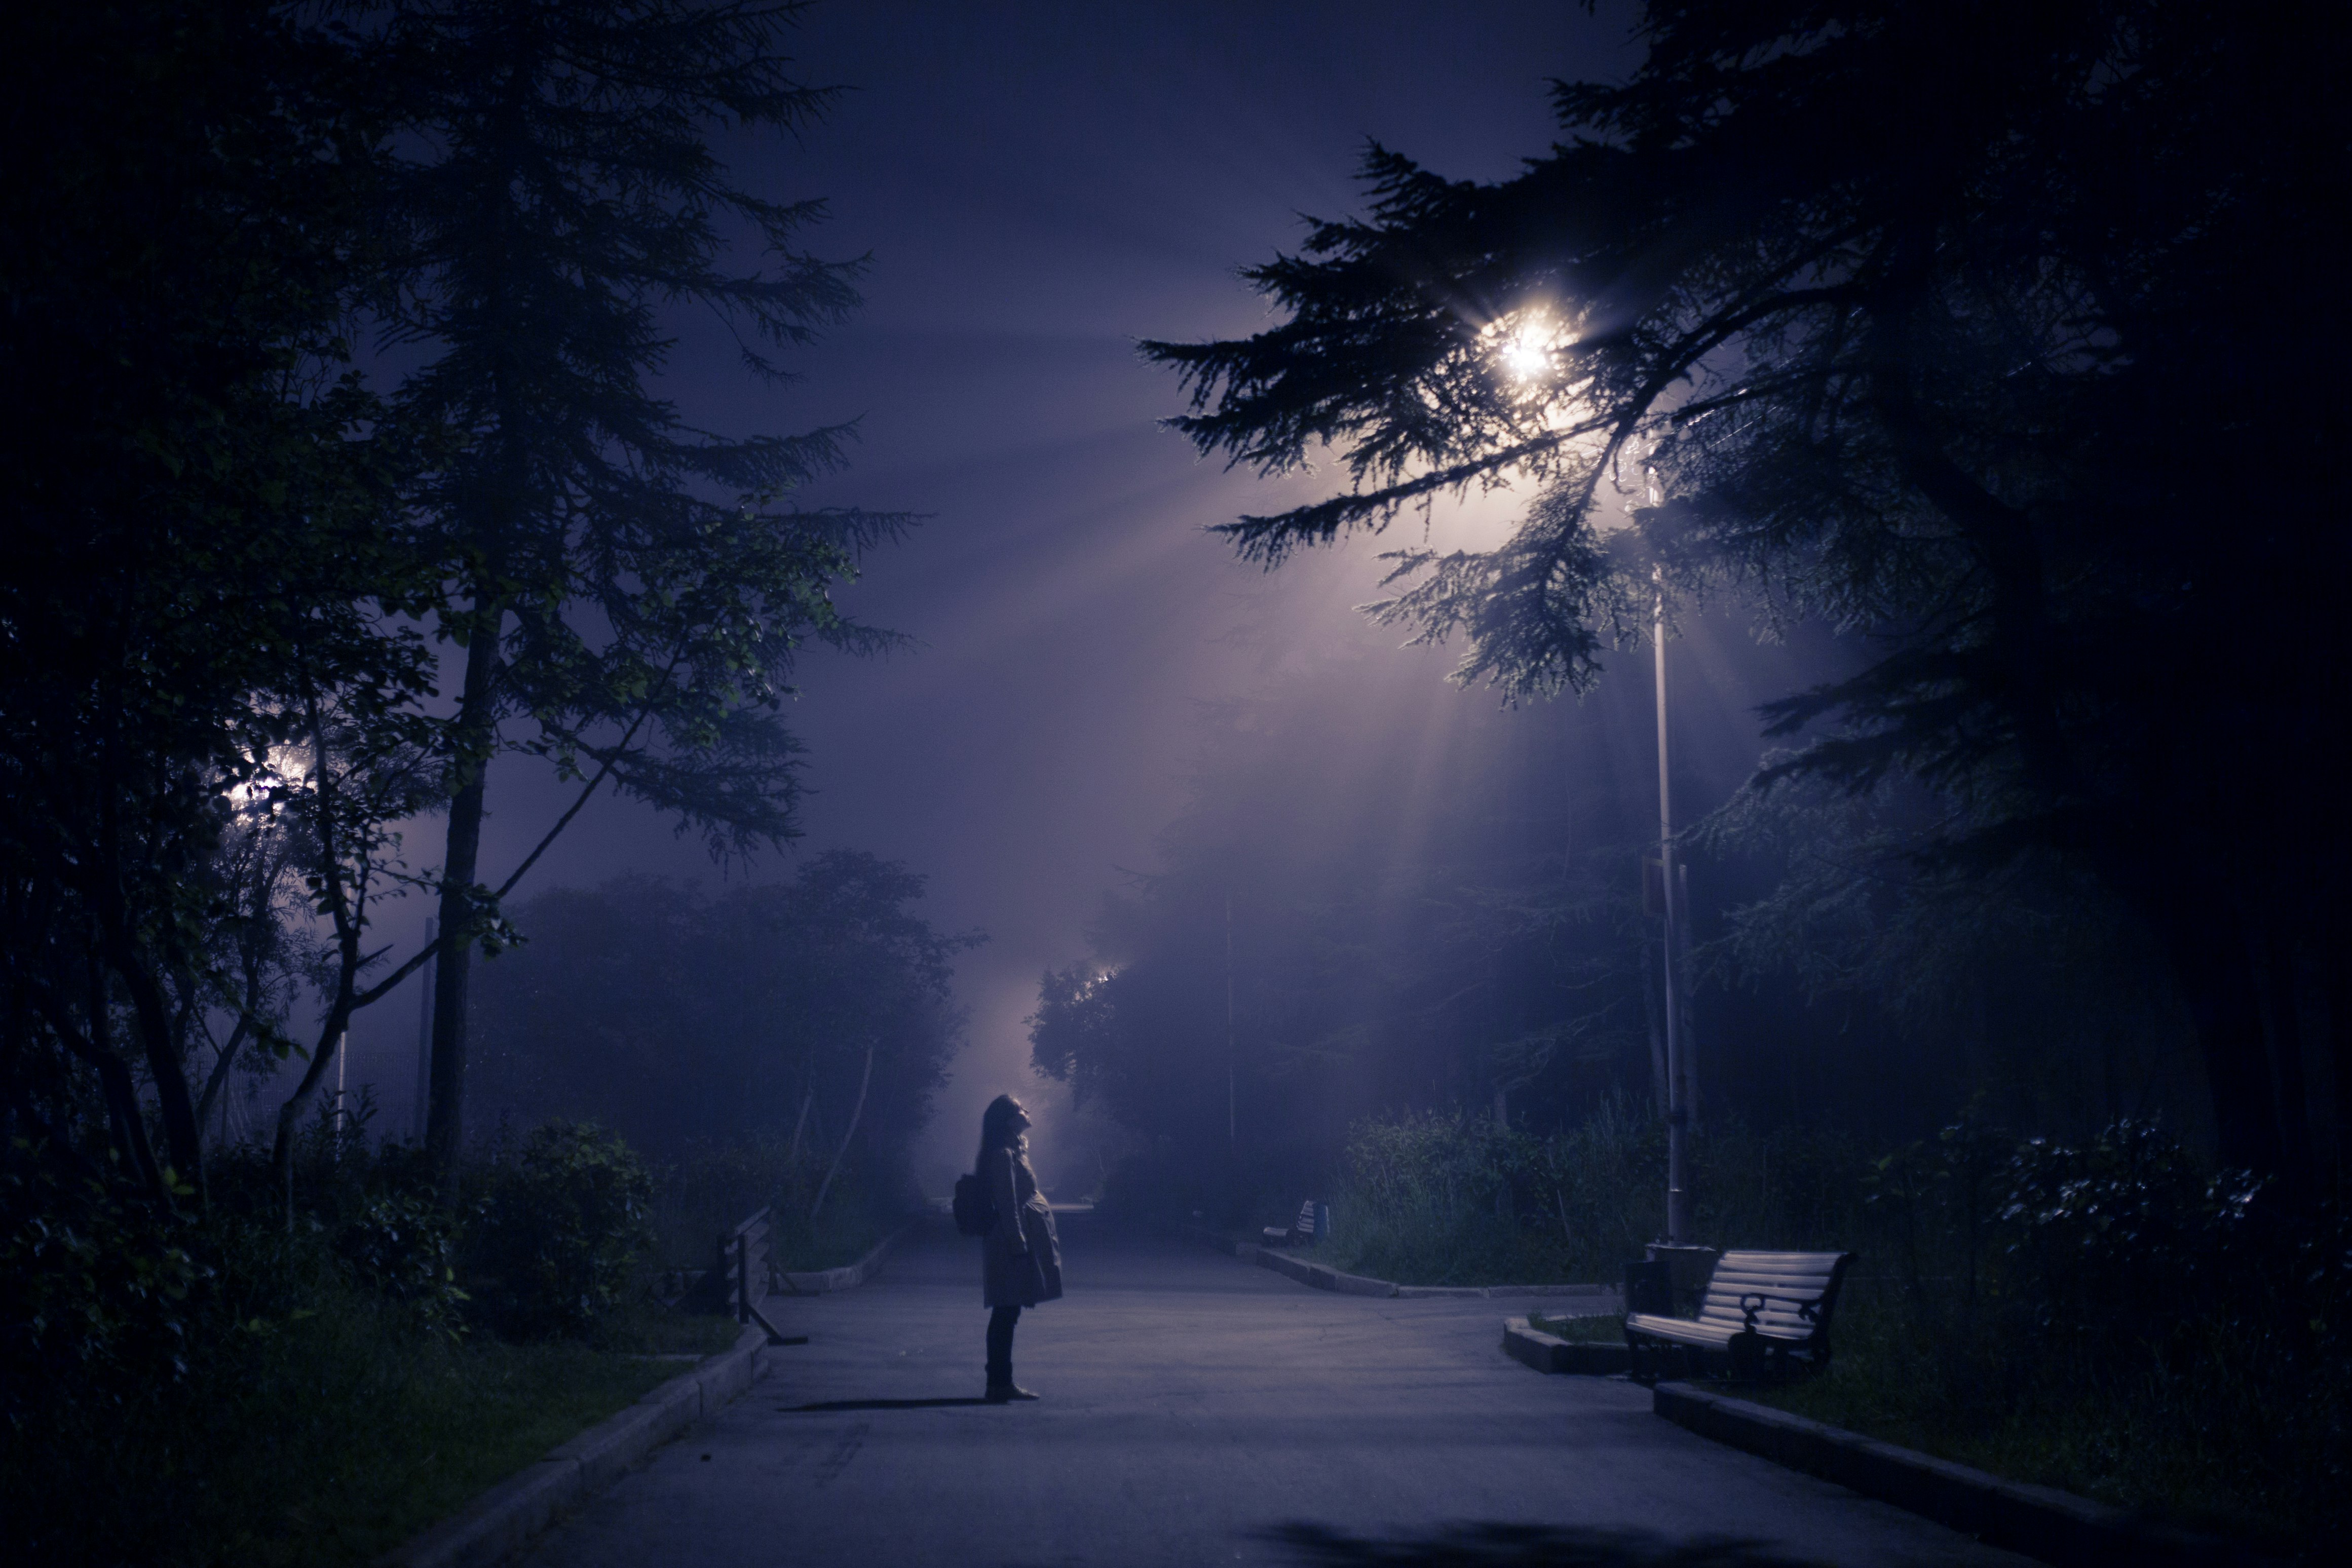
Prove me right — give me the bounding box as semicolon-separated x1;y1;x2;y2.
1179;1221;1243;1255
1501;1316;1630;1375
375;1323;771;1568
781;1220;914;1294
1651;1382;2279;1568
1179;1222;1620;1304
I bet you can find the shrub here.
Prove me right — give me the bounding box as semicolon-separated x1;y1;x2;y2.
467;1122;653;1340
1330;1111;1528;1284
0;1148;210;1426
336;1188;468;1337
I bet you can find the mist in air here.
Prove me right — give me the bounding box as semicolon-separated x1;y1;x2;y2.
12;4;2345;1559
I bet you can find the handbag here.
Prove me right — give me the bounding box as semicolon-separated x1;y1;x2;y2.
951;1171;996;1237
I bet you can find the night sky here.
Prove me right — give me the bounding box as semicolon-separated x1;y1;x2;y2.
344;2;1693;1181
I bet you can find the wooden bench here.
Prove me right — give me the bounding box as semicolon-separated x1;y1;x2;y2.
1261;1199;1323;1247
1624;1249;1856;1382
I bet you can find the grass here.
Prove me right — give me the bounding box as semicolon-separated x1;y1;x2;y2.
1528;1310;1625;1343
598;1298;748;1357
1726;1293;2336;1556
3;1291;745;1568
1265;1227;1609;1290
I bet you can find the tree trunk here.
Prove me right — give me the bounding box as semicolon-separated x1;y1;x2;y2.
91;790;204;1191
2261;928;2316;1200
426;602;503;1201
79;994;165;1201
270;1011;352;1229
2154;904;2285;1177
112;959;202;1194
810;1042;873;1224
2331;897;2351;1191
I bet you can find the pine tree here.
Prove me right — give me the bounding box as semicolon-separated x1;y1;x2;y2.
378;0;908;1194
1143;1;2352;1179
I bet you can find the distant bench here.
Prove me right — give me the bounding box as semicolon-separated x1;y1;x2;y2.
1624;1249;1856;1382
1262;1200;1325;1247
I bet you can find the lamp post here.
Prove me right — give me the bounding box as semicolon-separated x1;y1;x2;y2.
1491;314;1712;1300
1644;464;1711;1302
1654;560;1692;1248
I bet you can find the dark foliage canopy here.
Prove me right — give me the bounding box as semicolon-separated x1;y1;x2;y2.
1144;1;2351;1177
383;0;909;858
0;1;436;1200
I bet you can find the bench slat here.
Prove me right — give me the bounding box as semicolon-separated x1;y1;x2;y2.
1703;1288;1833;1311
1718;1251;1848;1269
1626;1314;1739;1346
1698;1313;1817;1335
1708;1268;1836;1291
1714;1264;1840;1279
1704;1296;1829;1319
1703;1285;1835;1309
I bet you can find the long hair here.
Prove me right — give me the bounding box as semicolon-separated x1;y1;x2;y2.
976;1094;1026;1173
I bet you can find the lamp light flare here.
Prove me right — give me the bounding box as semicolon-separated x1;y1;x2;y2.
1486;309;1570;386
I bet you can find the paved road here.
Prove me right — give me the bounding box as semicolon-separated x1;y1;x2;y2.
522;1215;2030;1567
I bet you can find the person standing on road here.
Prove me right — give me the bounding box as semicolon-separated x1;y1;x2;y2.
978;1093;1060;1401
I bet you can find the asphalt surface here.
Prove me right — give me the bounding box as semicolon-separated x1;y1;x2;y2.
519;1214;2033;1567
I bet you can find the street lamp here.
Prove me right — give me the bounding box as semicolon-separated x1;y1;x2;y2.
1646;464;1710;1299
1650;515;1693;1249
1483;316;1704;1277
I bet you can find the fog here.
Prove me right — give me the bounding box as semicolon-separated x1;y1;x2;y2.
329;0;1644;1191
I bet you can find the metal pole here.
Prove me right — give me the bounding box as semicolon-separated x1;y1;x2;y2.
736;1232;750;1325
1655;563;1691;1247
1677;861;1698;1133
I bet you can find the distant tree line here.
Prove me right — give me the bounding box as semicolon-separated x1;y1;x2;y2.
1140;0;2349;1191
1;0;905;1214
470;855;979;1205
1031;622;2209;1203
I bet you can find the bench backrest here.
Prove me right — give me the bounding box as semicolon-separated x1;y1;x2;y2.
1296;1200;1317;1236
1695;1250;1855;1340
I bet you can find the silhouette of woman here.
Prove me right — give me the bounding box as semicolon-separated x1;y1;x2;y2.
976;1093;1061;1400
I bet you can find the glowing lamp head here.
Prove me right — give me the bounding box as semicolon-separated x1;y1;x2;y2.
1487;309;1568;387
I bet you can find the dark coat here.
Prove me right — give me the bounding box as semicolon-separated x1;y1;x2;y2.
981;1141;1062;1308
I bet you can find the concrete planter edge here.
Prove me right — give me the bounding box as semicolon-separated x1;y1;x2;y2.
374;1323;771;1568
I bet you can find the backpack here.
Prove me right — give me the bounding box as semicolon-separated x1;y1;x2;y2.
952;1171;996;1237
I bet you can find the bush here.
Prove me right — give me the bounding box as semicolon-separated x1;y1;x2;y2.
336;1187;468;1338
466;1122;654;1340
1;1117;745;1564
1760;1117;2351;1551
1329;1111;1528;1284
0;1147;210;1426
1306;1098;1857;1286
